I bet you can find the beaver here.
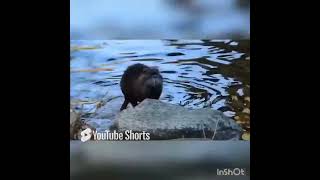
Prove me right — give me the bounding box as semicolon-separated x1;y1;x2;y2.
120;63;163;111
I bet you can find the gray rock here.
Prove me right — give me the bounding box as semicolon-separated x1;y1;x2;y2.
84;118;113;132
70;109;82;139
83;96;124;132
89;96;124;119
70;108;96;140
115;99;243;140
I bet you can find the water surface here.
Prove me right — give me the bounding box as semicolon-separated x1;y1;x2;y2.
70;40;250;137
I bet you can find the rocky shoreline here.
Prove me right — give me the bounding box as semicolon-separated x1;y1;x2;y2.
70;98;243;140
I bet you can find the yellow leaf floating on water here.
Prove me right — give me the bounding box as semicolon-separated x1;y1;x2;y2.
70;46;101;51
71;68;113;73
242;108;250;114
237;121;247;124
242;132;250;140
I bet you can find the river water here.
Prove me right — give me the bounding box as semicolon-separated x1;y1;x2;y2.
70;40;250;137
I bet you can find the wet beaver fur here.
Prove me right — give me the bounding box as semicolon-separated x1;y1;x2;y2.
120;63;163;111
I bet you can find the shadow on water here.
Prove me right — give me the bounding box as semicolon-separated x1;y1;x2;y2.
70;40;250;137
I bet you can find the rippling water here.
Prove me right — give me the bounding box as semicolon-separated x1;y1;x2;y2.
70;40;250;133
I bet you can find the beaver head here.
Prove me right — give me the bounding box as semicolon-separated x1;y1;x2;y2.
137;66;163;99
120;63;163;111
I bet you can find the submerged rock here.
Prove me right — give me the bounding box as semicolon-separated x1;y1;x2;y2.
114;99;243;140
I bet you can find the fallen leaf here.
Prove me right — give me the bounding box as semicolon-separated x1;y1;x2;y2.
244;96;250;102
242;108;250;114
234;116;240;120
231;95;238;101
70;46;101;51
242;132;250;140
237;121;246;124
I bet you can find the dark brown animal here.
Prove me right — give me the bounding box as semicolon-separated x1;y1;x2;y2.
120;63;163;111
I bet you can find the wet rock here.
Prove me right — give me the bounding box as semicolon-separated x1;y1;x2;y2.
76;96;124;133
89;96;124;119
70;109;82;139
70;109;96;140
114;99;242;140
84;118;113;132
